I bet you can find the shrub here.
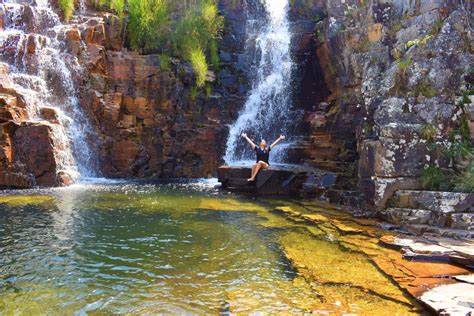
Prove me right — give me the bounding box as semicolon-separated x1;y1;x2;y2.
172;1;223;61
159;54;171;71
125;0;223;86
413;81;436;98
454;162;474;192
446;115;473;161
392;58;412;95
127;0;171;53
96;0;125;17
419;123;437;142
398;57;412;70
189;47;208;87
59;0;74;22
421;164;444;190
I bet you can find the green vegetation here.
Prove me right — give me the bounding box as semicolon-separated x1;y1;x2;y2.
128;0;171;53
421;81;474;192
398;57;412;70
159;54;171;71
419;124;437;142
354;37;370;53
412;81;436;98
405;35;432;50
189;47;208;87
95;0;125;17
421;164;444;190
58;0;74;22
454;162;474;192
446;114;472;160
429;19;444;36
392;58;412;95
125;0;223;87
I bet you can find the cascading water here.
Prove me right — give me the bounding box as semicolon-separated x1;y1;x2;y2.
0;0;98;180
224;0;294;165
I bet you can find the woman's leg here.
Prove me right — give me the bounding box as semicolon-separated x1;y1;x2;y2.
248;161;268;181
248;164;257;181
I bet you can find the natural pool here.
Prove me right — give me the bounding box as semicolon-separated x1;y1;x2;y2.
0;180;423;315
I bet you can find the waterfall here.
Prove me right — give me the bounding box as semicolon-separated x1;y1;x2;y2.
224;0;293;165
0;0;98;180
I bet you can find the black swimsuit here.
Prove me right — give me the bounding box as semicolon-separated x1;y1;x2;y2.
255;147;270;165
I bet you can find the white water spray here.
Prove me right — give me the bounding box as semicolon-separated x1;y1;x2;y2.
224;0;293;164
0;0;98;180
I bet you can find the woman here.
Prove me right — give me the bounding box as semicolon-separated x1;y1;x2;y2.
241;133;285;181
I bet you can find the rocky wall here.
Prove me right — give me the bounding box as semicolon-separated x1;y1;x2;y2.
294;0;473;209
63;0;253;179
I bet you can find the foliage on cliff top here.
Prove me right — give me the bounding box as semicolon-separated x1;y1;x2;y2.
58;0;74;22
127;0;171;53
95;0;125;18
125;0;223;86
189;47;208;87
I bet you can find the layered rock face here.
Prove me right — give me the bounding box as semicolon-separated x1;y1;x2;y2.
68;0;251;178
290;0;473;209
0;64;72;188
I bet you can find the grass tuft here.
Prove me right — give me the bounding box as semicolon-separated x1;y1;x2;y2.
421;164;444;191
59;0;74;22
189;47;208;87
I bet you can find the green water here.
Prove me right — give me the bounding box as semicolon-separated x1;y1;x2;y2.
0;180;420;315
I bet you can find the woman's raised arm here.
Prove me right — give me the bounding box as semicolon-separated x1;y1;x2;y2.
270;134;285;150
241;133;257;149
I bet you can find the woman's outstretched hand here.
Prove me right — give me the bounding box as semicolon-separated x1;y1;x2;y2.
241;133;247;138
279;134;286;140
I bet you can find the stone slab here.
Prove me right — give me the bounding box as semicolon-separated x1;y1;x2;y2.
419;283;474;315
217;165;330;196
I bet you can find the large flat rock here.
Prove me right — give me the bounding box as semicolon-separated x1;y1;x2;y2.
419;283;474;315
217;165;332;196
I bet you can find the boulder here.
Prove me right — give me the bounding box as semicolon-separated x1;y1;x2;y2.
218;165;335;196
13;123;59;186
65;28;82;57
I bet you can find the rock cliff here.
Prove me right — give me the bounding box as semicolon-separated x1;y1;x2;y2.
289;0;473;209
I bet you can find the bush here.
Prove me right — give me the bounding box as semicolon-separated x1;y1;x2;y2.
189;47;208;87
127;0;171;53
125;0;223;86
392;58;412;95
159;54;171;71
413;81;436;98
419;123;437;142
421;164;444;190
59;0;74;22
454;162;474;192
95;0;125;17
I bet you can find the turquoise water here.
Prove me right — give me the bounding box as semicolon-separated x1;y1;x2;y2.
0;180;420;314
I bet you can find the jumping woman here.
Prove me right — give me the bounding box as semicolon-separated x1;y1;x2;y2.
241;133;286;181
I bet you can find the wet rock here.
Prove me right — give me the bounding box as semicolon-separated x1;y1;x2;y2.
13;123;59;186
81;22;106;46
419;283;474;315
65;28;82;57
39;107;59;124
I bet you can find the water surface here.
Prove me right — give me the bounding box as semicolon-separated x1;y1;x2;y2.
0;180;421;314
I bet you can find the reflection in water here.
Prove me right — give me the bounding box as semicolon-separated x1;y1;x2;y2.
0;181;420;314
